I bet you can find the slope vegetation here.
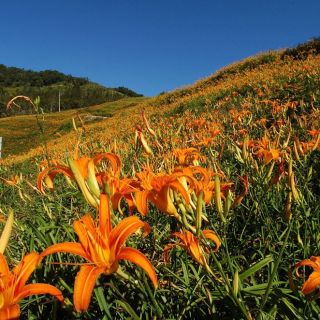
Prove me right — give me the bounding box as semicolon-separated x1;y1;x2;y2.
0;64;142;116
0;39;320;319
1;39;320;165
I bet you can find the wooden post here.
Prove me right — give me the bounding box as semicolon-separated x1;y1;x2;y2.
0;137;2;158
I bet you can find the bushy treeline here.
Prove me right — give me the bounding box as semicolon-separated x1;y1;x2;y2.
0;84;125;116
0;65;143;116
0;65;88;87
112;86;143;97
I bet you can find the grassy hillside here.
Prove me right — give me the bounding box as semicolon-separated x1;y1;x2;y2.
0;97;147;159
0;40;320;319
0;64;143;116
2;39;319;164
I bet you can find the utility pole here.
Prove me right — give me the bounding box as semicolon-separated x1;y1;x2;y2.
0;137;2;158
58;89;61;112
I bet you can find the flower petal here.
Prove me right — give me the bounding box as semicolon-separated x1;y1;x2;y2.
203;230;221;252
188;239;205;265
99;194;111;236
41;242;89;261
109;216;147;254
73;214;96;250
150;188;178;216
73;265;104;312
0;303;20;320
37;166;72;194
172;232;188;246
295;257;320;277
135;190;150;216
73;158;90;179
301;271;320;295
0;253;9;278
14;283;64;304
12;252;41;294
117;247;158;288
169;180;190;205
93;153;121;175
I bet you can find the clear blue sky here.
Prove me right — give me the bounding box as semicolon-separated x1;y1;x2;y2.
0;0;319;96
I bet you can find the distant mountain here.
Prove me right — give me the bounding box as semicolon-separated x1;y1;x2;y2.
0;65;143;116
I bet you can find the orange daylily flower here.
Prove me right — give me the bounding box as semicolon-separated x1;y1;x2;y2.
107;177;140;214
41;194;157;312
174;166;232;204
0;252;63;320
253;137;282;164
39;153;120;187
164;229;220;267
308;129;320;138
134;169;190;218
173;148;203;166
37;153;121;207
38;153;121;192
0;176;21;187
294;256;320;298
259;148;281;164
187;118;207;130
294;134;320;154
194;136;214;147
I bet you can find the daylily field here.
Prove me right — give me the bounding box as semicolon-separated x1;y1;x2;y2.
0;41;320;319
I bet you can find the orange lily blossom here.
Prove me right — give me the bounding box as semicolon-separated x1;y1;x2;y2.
294;256;320;297
163;229;221;267
134;169;190;218
37;153;121;207
0;252;63;319
253;137;281;164
172;148;203;166
0;175;21;187
41;194;157;312
174;166;232;205
106;177;140;214
37;153;121;192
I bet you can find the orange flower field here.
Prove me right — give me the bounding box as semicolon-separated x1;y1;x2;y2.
0;40;320;319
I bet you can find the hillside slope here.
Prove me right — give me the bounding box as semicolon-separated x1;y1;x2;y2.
0;64;142;116
1;39;320;165
0;97;147;161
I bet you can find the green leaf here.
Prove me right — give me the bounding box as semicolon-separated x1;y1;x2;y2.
181;259;190;286
242;281;287;295
239;255;273;281
114;300;141;320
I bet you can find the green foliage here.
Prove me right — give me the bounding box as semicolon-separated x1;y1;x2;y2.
0;65;88;87
112;86;143;97
0;65;143;117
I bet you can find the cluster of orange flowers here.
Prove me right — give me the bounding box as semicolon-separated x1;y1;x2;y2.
1;147;232;317
1;50;320;319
